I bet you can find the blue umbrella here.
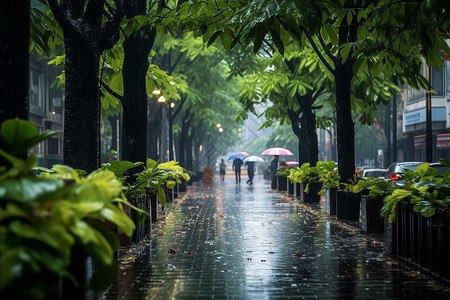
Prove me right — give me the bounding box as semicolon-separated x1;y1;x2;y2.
227;152;248;161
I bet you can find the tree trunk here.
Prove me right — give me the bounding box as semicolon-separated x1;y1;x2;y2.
301;95;318;166
0;1;30;123
186;135;193;171
48;0;125;172
384;99;391;168
147;101;162;160
335;12;357;183
122;27;155;164
63;38;100;172
335;61;355;183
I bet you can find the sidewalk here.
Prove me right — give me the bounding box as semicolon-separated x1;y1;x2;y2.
103;175;450;299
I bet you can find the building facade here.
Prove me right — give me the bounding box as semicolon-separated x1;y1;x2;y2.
28;55;64;168
402;55;450;162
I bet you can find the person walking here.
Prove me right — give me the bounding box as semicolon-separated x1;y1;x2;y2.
270;155;279;189
245;161;255;185
219;159;227;182
232;157;243;184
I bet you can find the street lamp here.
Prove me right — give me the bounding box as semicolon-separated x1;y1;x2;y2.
219;127;224;133
157;95;166;103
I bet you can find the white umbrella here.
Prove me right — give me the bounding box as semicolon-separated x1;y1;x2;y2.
243;156;264;163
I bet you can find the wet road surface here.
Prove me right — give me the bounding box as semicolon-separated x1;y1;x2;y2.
104;175;450;299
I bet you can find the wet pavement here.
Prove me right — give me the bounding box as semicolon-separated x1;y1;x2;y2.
103;175;450;299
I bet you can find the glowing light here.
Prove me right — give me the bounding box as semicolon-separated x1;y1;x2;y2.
238;128;241;132
199;145;203;152
219;128;224;133
52;111;56;115
170;81;175;85
216;123;221;128
157;96;166;103
170;102;175;108
152;89;161;95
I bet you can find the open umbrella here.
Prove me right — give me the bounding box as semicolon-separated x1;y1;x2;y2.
261;147;294;156
227;152;249;161
243;156;264;163
286;161;299;166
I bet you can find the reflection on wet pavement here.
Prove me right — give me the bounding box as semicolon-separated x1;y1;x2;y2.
103;175;450;299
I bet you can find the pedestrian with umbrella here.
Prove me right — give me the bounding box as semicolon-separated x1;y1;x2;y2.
261;148;294;189
270;155;279;189
243;156;264;185
232;157;243;184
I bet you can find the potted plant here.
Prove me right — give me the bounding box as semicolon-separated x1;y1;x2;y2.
158;160;191;202
359;178;398;233
380;160;450;275
276;167;290;191
381;161;450;222
0;119;146;299
288;162;321;203
317;161;340;215
335;174;365;220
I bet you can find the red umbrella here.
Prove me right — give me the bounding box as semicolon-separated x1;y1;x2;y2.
261;147;294;156
286;161;299;166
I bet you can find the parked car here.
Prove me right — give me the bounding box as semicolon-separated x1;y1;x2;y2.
429;162;450;175
361;168;385;178
385;161;426;185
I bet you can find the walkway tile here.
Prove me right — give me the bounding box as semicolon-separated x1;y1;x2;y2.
104;176;450;299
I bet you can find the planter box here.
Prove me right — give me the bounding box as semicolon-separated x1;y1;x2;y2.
287;179;295;195
326;188;337;215
203;168;214;184
336;191;361;220
150;193;159;222
294;182;301;199
300;182;321;203
386;203;450;286
179;180;187;192
277;176;287;191
361;194;384;233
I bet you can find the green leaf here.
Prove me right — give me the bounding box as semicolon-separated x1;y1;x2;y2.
157;186;166;206
166;180;176;189
0;178;63;202
0;118;58;157
146;158;157;169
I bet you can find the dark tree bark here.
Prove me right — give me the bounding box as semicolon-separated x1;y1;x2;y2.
284;58;319;167
384;99;391;168
288;93;319;167
334;10;357;183
122;0;156;165
186;134;193;171
0;1;30;123
147;100;163;160
48;0;125;172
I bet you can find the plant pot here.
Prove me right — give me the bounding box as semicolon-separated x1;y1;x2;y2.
361;194;385;233
336;190;361;220
203;168;214;184
294;182;301;199
326;188;337;215
288;179;295;195
277;176;287;191
179;180;187;192
150;193;158;222
299;182;321;203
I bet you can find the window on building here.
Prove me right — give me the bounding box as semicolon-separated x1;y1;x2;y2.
29;67;46;116
406;63;426;104
430;65;444;97
447;60;450;94
47;138;60;155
